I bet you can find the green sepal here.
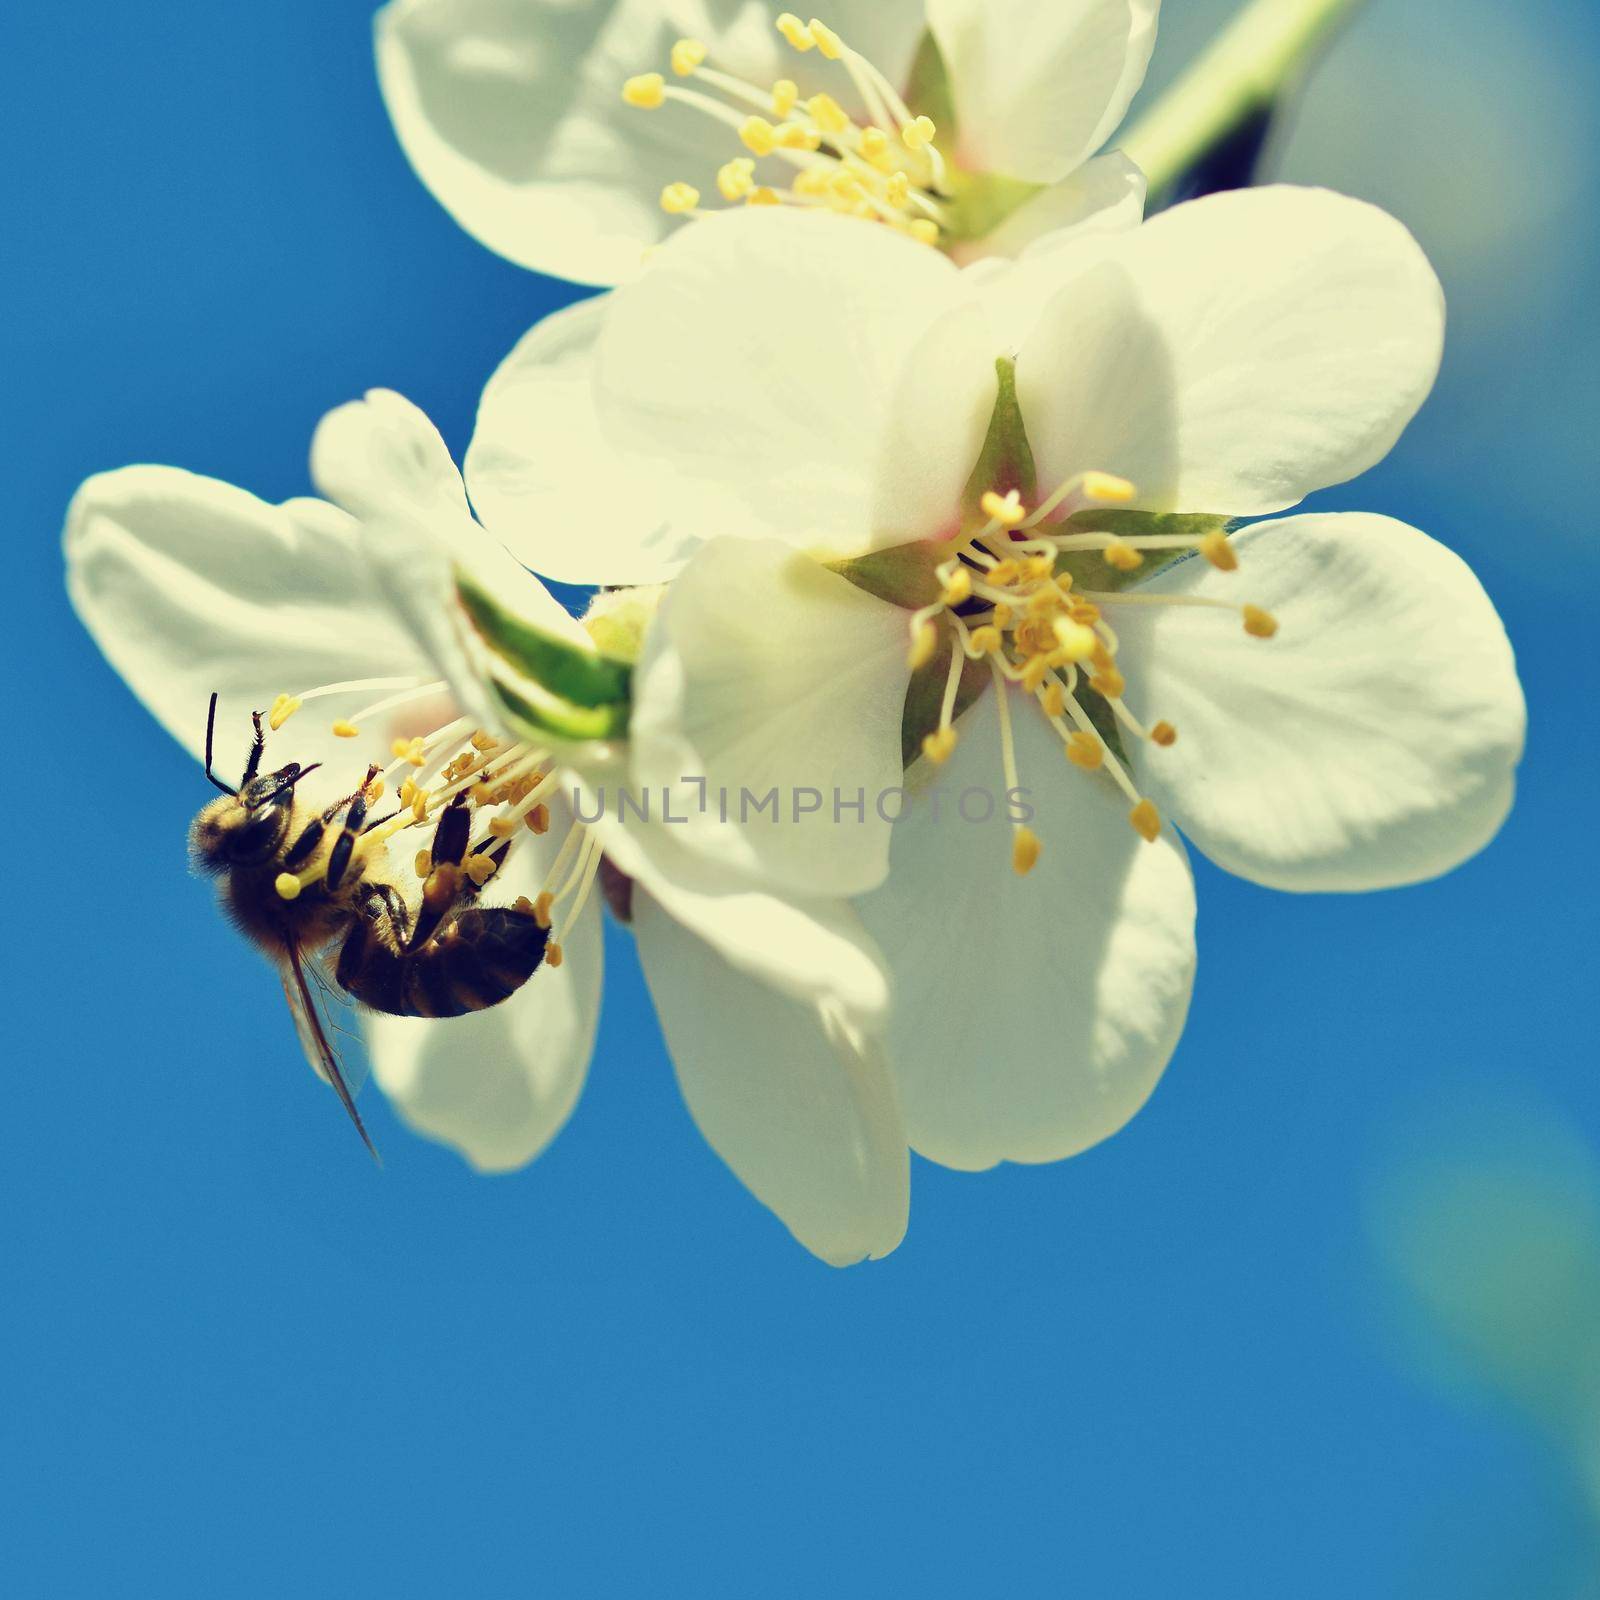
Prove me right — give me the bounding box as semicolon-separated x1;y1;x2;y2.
826;541;945;611
960;357;1037;531
1055;510;1232;593
488;675;629;745
900;635;989;770
455;567;632;708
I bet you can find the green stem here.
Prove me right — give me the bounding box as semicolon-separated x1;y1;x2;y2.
1120;0;1371;200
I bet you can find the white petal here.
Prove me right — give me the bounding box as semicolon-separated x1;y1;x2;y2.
1016;186;1446;514
365;799;603;1170
64;466;429;777
594;207;969;556
929;0;1158;183
310;386;469;522
376;0;926;285
634;890;908;1265
630;537;910;897
1116;514;1526;892
857;690;1196;1171
466;298;701;585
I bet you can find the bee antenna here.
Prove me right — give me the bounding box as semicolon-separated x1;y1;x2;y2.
203;692;238;796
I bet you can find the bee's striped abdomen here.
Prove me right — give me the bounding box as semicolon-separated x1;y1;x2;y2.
337;906;549;1019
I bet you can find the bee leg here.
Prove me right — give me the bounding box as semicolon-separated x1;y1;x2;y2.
324;766;382;890
240;709;267;787
356;880;412;949
405;796;473;954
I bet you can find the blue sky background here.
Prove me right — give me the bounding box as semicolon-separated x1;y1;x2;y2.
3;2;1597;1594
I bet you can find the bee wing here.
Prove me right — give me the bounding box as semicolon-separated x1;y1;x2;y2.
280;938;380;1163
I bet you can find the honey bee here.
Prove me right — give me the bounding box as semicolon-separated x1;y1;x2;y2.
190;694;550;1156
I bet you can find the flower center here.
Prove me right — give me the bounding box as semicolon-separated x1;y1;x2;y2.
905;475;1279;875
622;13;948;246
264;677;600;968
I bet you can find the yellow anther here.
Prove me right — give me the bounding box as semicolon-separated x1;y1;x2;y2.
1243;604;1279;639
884;172;910;206
465;853;498;887
470;781;495;804
776;13;815;51
423;862;462;912
513;895;535;917
274;872;302;902
413;849;432;878
968;625;1002;655
770;77;799;117
793;166;833;198
1024;555;1056;582
921;727;958;765
1011;826;1042;877
533;891;555;928
488;816;519;839
902;114;937;151
1089;667;1127;700
828;169;863;201
470;730;498;752
907;619;938;669
807;92;848;134
526;804;550;835
330;719;360;738
1080;472;1135;505
859;127;893;170
981;489;1027;527
1040;683;1065;719
1051;618;1098;662
391;737;410;758
775;120;821;151
622;72;665;108
1103;541;1144;572
907;219;940;246
366;778;385;801
1067;599;1101;626
1200;530;1238;571
1054;570;1075;592
1065;731;1104;771
988;559;1020;586
739;115;777;155
1129;799;1162;843
1020;657;1050;694
399;777;417;806
1150;721;1178;747
411;788;430;823
941;566;972;606
747;186;782;206
546;941;565;969
268;695;302;731
669;38;706;76
1025;587;1060;618
991;603;1013;629
660;181;701;214
807;18;843;58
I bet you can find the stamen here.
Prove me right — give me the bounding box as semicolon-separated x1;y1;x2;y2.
331;720;359;739
660;181;701;214
268;694;301;730
670;38;706;76
1242;605;1279;638
622;72;665;108
1129;799;1162;842
1150;721;1178;747
1200;531;1238;571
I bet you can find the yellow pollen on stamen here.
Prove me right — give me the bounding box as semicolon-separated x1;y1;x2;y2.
807;91;848;133
746;186;782;206
941;567;972;606
465;854;498;887
268;694;302;731
546;941;565;969
411;788;430;823
771;77;799;116
1052;618;1098;662
739;115;777;155
922;727;958;765
1083;472;1136;505
274;872;302;902
669;38;706;75
1065;731;1104;771
1150;721;1178;747
622;72;665;108
1243;605;1279;638
902;115;937;151
885;172;910;206
1103;541;1144;572
907;220;939;246
488;816;519;839
660;181;700;214
1129;799;1162;843
1201;530;1238;571
331;719;360;738
1089;667;1127;700
1041;683;1065;719
968;625;1002;655
776;13;815;51
533;891;555;929
775;120;821;150
981;489;1027;527
807;18;843;58
470;730;499;752
1012;826;1042;877
526;804;550;835
859;127;893;170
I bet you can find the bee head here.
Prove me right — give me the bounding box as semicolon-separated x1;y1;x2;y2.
190;763;308;871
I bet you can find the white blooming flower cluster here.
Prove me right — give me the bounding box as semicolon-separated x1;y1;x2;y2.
66;0;1525;1264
